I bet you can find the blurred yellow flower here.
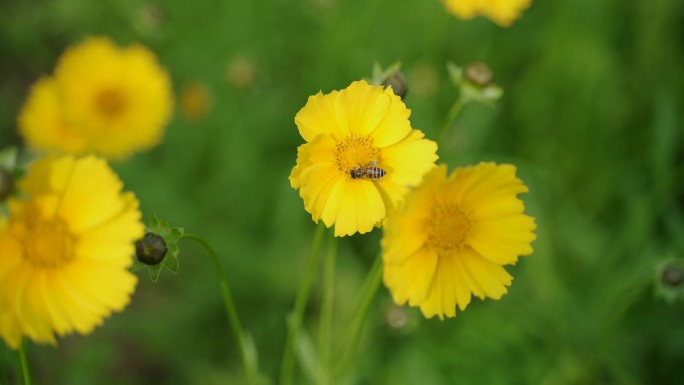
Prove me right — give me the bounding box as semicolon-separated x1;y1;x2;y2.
0;155;144;348
179;82;212;122
443;0;532;27
382;163;536;319
290;80;438;236
18;77;88;154
18;36;173;159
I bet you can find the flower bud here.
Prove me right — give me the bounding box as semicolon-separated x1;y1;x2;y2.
383;70;408;100
135;232;168;265
0;169;13;201
662;262;684;288
464;62;494;87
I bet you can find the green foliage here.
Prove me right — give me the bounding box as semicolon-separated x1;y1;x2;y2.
1;0;684;384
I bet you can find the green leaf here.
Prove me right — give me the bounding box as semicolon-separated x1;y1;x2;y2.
130;259;147;272
446;61;463;88
295;327;325;385
162;253;179;272
0;147;17;171
148;263;163;282
368;61;402;86
148;212;161;230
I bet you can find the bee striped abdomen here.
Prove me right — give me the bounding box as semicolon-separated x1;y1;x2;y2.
365;166;386;179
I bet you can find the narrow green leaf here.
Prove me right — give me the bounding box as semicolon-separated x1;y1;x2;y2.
148;263;163;282
163;253;179;272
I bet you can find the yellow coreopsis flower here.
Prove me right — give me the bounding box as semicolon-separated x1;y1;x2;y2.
382;163;536;319
0;155;144;348
290;80;438;237
443;0;532;27
18;36;173;159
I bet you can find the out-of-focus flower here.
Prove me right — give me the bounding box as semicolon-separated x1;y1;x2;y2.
0;155;144;348
290;80;438;236
226;55;256;90
18;78;88;155
18;36;173;159
443;0;532;27
382;163;536;319
179;82;212;122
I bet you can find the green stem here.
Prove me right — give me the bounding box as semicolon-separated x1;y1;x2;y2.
19;340;30;385
180;233;256;385
279;222;327;385
336;253;383;377
319;233;337;384
437;96;465;143
0;345;7;385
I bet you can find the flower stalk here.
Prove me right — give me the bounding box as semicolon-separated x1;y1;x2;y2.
319;233;337;383
179;233;257;384
336;253;383;377
19;339;31;385
437;96;465;142
279;222;326;385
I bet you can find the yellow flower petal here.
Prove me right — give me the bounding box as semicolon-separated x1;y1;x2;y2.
443;0;532;27
17;77;88;155
381;130;438;186
332;181;386;236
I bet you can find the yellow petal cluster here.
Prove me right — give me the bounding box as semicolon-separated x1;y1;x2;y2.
0;155;144;348
443;0;532;27
382;163;536;319
290;80;438;236
18;36;173;159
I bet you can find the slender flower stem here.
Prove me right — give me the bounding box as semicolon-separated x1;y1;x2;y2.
437;96;465;143
19;339;31;385
279;222;327;385
0;345;7;385
336;253;383;377
319;233;337;383
180;233;256;385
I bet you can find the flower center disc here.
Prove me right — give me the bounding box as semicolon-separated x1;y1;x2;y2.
96;88;126;118
427;206;471;255
334;135;378;176
22;218;75;268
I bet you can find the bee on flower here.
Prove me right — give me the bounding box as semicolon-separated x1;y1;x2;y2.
289;80;438;237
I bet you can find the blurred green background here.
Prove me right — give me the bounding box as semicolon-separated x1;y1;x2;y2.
2;0;684;383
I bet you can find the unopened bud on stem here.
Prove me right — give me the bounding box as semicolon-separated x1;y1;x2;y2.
464;62;494;87
135;232;168;265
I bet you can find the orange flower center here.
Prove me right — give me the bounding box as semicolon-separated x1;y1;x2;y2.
21;218;75;268
334;134;379;176
96;88;126;118
427;205;471;255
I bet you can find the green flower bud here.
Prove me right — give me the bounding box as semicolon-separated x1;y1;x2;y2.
464;62;494;87
662;262;684;288
383;70;408;100
135;232;168;265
